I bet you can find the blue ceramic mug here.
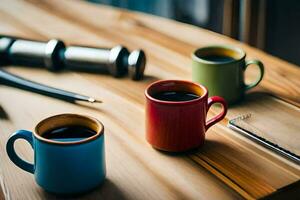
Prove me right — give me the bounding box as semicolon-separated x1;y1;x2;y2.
6;114;106;195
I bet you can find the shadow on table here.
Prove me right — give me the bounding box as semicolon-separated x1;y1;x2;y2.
229;90;300;110
141;75;160;83
11;65;161;85
0;105;9;120
229;91;271;108
154;136;238;158
227;91;298;108
41;179;129;200
194;139;236;155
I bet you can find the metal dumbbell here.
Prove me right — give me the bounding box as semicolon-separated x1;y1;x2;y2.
0;36;146;80
63;45;146;80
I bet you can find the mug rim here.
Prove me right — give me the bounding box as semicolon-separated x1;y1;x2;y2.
34;113;104;145
192;45;246;65
145;79;208;105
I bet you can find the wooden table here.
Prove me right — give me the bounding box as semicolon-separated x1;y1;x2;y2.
0;0;299;199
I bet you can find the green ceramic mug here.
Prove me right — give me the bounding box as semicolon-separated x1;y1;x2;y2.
192;45;264;104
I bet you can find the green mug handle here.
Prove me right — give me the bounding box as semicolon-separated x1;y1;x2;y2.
244;60;264;91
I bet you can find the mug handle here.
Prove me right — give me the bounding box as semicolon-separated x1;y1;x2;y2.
244;60;264;91
206;96;228;131
6;130;34;174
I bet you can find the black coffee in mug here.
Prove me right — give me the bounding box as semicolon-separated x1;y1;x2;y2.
43;125;97;142
201;55;236;63
153;91;200;102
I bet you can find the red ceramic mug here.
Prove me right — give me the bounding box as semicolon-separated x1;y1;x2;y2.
145;80;227;152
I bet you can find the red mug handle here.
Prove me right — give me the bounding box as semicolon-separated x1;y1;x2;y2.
205;96;228;131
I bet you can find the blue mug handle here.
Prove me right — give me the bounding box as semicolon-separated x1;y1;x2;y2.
6;130;34;174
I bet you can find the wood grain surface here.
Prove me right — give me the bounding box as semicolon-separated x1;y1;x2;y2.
0;0;300;200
